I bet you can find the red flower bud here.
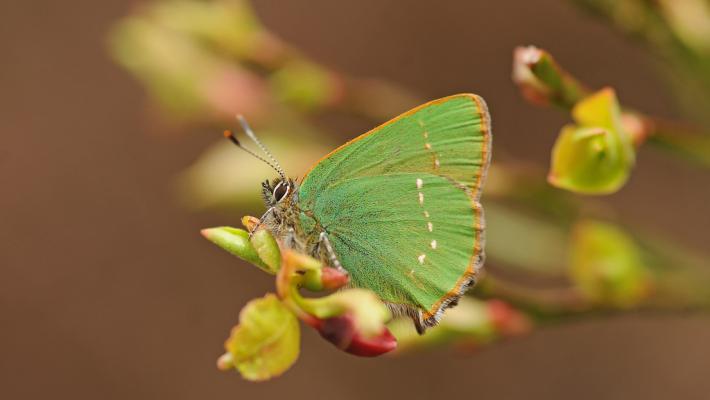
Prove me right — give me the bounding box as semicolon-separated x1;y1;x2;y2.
313;313;397;357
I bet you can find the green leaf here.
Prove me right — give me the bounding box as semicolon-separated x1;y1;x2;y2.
201;227;271;273
223;294;300;381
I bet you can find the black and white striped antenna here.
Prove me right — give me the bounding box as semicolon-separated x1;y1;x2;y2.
223;115;287;181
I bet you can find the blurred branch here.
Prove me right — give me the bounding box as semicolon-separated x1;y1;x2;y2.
644;117;710;166
570;0;710;126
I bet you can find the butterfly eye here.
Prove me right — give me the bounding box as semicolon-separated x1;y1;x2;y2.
273;181;290;202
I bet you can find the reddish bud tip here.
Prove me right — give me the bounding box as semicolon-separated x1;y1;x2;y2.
512;46;550;106
321;267;350;290
314;314;397;357
486;299;532;337
223;129;233;138
216;352;234;371
346;327;397;357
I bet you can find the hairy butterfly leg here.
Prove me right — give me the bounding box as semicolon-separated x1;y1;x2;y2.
248;207;275;237
318;231;346;273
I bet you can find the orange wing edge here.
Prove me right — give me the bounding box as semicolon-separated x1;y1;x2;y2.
420;94;492;329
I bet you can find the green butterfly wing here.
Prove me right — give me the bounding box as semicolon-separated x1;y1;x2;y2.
297;94;491;327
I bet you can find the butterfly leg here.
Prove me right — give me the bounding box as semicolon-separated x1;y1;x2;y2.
248;207;274;237
318;231;346;273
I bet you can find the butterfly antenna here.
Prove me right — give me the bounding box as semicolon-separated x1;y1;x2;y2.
223;129;285;180
236;115;287;181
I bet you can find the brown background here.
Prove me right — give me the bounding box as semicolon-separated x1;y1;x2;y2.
2;0;710;399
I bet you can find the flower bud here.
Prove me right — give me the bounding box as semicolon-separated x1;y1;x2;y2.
512;46;587;109
569;220;652;308
277;249;395;357
303;288;396;356
512;46;550;106
250;228;281;273
216;352;234;371
313;313;397;357
548;88;635;194
301;266;350;292
201;226;271;273
321;267;350;290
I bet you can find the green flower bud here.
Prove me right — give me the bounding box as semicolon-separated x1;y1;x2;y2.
250;229;281;274
549;88;635;194
201;226;271;272
569;220;651;308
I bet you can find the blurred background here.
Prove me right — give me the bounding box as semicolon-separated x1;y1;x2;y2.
2;0;710;398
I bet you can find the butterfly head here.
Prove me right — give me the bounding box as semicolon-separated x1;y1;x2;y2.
261;177;297;208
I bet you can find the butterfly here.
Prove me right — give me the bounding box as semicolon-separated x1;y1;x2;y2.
226;94;492;333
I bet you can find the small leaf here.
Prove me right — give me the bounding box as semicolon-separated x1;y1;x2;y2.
223;294;300;381
201;227;270;273
569;220;651;308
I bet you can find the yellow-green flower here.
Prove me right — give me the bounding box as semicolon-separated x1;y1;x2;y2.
549;88;635;194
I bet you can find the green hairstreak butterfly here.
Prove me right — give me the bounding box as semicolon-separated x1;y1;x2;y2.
226;94;492;333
